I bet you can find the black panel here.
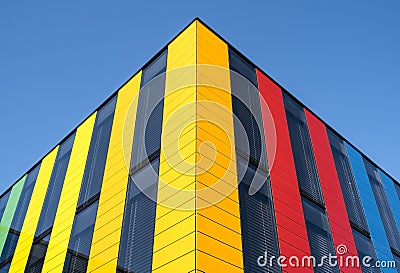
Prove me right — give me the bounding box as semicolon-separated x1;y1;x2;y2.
237;156;281;273
364;159;400;253
327;129;369;233
302;197;339;273
283;94;324;206
78;96;116;207
63;201;98;273
130;51;166;168
352;228;380;273
117;159;159;273
25;234;50;273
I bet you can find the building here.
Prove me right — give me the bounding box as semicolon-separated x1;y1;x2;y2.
0;18;399;273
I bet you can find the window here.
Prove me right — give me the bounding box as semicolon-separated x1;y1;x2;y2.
0;164;40;264
130;50;167;168
236;156;280;273
284;94;324;205
63;201;98;273
395;182;400;200
0;189;11;221
327;129;369;233
141;50;167;87
24;134;75;272
229;47;267;167
364;159;400;253
78;96;116;207
117;158;159;273
229;49;257;87
36;133;75;235
352;228;380;273
302;197;339;273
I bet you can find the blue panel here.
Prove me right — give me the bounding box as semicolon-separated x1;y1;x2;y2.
378;171;400;231
345;143;397;273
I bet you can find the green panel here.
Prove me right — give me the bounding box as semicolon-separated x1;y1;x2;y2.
0;175;26;255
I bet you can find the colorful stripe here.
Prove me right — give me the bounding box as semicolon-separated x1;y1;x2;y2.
41;113;96;273
196;21;243;273
0;176;25;256
256;70;313;273
86;71;142;272
151;20;196;273
9;147;59;272
345;143;397;273
305;110;361;273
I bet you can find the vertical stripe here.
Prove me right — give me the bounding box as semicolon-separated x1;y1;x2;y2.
305;110;361;273
196;21;244;273
0;176;25;255
345;144;397;273
151;21;197;273
86;72;142;272
256;70;313;273
8;147;59;272
378;171;400;231
41;113;96;273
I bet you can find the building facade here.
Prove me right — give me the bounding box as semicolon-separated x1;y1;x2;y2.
0;19;399;273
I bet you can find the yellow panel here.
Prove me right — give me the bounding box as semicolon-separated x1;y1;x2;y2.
152;20;197;272
87;71;142;272
8;147;59;273
195;20;244;271
41;113;96;273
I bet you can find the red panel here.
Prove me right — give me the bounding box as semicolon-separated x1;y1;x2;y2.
305;110;362;273
256;70;313;273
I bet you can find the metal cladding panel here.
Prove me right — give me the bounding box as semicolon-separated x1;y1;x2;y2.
152;21;196;273
87;71;142;272
345;143;397;273
256;70;313;273
378;171;400;232
41;113;96;273
8;146;59;273
195;21;244;273
0;176;25;255
305;110;361;273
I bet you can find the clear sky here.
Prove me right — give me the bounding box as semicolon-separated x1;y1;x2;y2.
0;0;399;193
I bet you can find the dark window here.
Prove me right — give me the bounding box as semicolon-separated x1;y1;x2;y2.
141;51;167;87
229;49;257;87
230;51;267;166
0;189;11;221
130;50;167;168
302;197;339;273
327;129;369;233
63;201;98;273
0;164;40;264
395;183;400;200
24;134;75;273
117;158;159;273
0;261;10;273
36;133;75;235
283;94;324;205
352;228;380;273
364;159;400;253
25;234;50;273
77;96;116;207
236;156;281;273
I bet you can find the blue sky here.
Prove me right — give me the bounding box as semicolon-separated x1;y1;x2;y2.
0;0;399;193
